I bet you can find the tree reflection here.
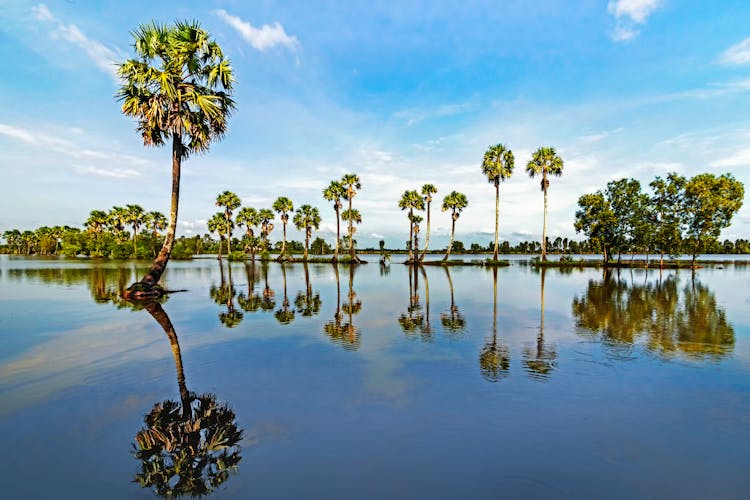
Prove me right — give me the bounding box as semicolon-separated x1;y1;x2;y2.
134;302;243;498
440;267;465;335
294;263;322;317
572;272;735;359
480;267;510;381
237;261;263;313
324;264;361;350
398;264;425;335
522;268;557;380
274;263;295;324
210;260;243;328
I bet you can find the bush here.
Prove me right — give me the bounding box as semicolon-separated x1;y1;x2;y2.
228;251;246;262
170;242;193;260
61;243;82;257
110;243;133;259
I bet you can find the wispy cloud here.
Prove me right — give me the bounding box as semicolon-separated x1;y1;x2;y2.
215;9;299;52
31;3;120;81
720;37;750;65
709;148;750;169
607;0;663;42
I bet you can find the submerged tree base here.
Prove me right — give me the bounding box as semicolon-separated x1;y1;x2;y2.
121;282;168;300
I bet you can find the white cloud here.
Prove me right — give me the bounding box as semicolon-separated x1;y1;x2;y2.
710;148;750;169
607;0;662;42
31;3;120;81
370;233;384;239
73;165;140;179
215;9;299;52
721;37;750;65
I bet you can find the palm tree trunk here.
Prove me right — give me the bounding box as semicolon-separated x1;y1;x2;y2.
218;237;223;261
444;216;456;261
281;220;287;258
304;229;310;261
407;208;414;262
133;225;138;257
494;181;499;260
348;197;356;261
138;134;181;289
420;201;431;262
333;205;340;262
542;176;548;262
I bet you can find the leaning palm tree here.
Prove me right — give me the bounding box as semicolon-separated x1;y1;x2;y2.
272;197;294;261
419;184;438;262
441;191;469;262
341;174;362;262
216;191;241;255
398;190;424;263
322;180;346;261
293;204;321;261
481;144;514;260
526;147;564;261
118;20;235;298
124;204;145;256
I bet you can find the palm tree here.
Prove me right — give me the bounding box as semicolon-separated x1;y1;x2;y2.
108;206;129;242
118;20;235;298
293;204;321;261
481;144;514;260
419;184;438;262
84;210;108;234
272;197;294;260
257;209;275;255
323;180;346;261
340;208;361;259
341;174;362;262
398;190;424;263
411;214;423;260
124;204;145;256
441;191;469;261
143;211;167;237
207;212;229;261
526;147;564;262
216;191;241;256
236;207;260;259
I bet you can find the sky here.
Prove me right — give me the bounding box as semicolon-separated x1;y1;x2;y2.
1;0;749;249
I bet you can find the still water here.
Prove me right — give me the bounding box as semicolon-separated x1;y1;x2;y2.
1;255;749;498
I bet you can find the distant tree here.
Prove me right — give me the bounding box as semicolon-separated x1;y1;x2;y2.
272;197;294;260
605;178;649;262
207;212;229;261
257;209;275;253
419;184;438;261
649;173;687;266
85;210;109;234
216;191;241;255
481;144;514;260
341;208;362;257
310;236;331;255
341;174;362;262
143;211;168;238
399;189;424;262
125;204;145;256
526;147;564;261
683;173;744;266
236;207;260;258
323;180;346;262
574;192;617;264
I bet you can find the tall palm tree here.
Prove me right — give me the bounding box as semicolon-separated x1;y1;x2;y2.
398;190;424;263
236;207;260;259
108;206;129;242
272;196;294;260
441;191;469;262
207;212;229;261
481;144;514;260
118;20;235;298
124;204;145;256
216;191;241;255
341;174;362;262
257;208;275;255
526;147;564;261
419;184;438;262
323;180;346;261
85;210;108;234
411;214;423;260
293;204;321;261
340;208;361;259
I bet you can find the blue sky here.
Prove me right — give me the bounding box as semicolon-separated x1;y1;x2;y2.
1;0;749;248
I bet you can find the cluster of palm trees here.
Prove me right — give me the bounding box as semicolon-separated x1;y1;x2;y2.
84;205;168;254
481;144;564;262
207;174;363;263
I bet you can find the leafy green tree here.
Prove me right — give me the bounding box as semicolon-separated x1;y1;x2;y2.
481;144;514;260
118;20;235;296
526;147;564;261
322;180;346;261
310;236;331;255
441;191;469;261
419;184;438;261
292;204;321;260
605;178;649;262
215;191;241;255
574;192;617;264
341;174;362;262
272;196;294;260
398;189;424;262
683;173;744;266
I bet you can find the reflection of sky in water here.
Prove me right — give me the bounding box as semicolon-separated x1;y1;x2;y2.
1;255;750;498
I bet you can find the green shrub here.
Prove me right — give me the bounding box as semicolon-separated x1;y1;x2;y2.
170;242;193;260
228;251;246;262
110;243;133;259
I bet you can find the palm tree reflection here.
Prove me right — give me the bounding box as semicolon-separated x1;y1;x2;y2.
294;263;322;317
398;264;425;335
522;268;557;380
133;302;243;497
572;273;735;359
274;263;295;324
480;267;510;381
210;260;243;328
440;267;465;335
324;264;361;350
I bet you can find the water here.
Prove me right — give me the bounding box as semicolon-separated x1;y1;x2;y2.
1;255;749;499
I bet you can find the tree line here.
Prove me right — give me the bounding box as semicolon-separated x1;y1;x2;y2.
574;172;744;266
